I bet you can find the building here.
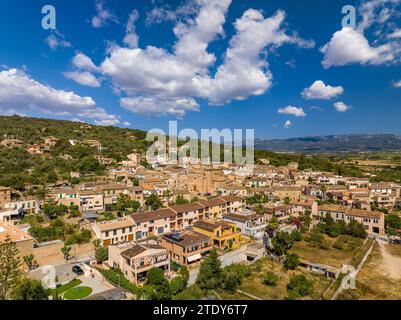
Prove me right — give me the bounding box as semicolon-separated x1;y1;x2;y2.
130;208;177;241
193;220;241;250
47;188;79;207
4;198;40;214
108;242;169;284
0;187;12;209
170;203;205;229
220;195;246;213
0;139;24;148
317;204;385;236
0;222;34;263
160;231;212;266
79;190;104;212
92;217;136;246
272;186;302;200
223;212;267;239
198;197;227;220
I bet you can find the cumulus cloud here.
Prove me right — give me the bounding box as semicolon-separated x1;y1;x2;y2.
124;10;140;48
334;101;351;112
393;79;401;87
284;120;292;128
63;71;101;88
45;31;71;50
91;0;118;28
0;68;118;125
321;27;396;68
301;80;344;100
278;106;306;117
322;0;401;68
72;53;99;72
100;0;314;117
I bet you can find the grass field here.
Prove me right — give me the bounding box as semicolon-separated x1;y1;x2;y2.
222;258;331;300
289;234;364;268
63;286;93;300
19;214;50;227
337;242;401;300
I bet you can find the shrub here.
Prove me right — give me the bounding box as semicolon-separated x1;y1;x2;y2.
291;230;302;241
263;272;278;286
287;275;313;300
284;253;300;270
223;273;240;293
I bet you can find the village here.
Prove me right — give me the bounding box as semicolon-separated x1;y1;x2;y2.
1;130;401;300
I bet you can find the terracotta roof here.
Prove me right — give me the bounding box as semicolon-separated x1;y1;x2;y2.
170;203;205;213
131;208;176;223
193;220;233;232
223;213;260;223
121;244;165;259
319;204;348;213
0;223;33;243
162;231;211;247
347;208;383;219
198;198;226;207
220;195;244;203
95;218;135;232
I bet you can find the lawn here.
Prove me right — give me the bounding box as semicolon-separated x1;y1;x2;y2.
63;286;93;300
233;258;331;300
337;242;401;300
19;214;49;227
289;234;364;268
50;279;82;297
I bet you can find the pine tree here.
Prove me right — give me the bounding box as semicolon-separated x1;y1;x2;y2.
196;249;222;290
0;236;21;300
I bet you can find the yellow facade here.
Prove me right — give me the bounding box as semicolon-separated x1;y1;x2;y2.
193;222;241;250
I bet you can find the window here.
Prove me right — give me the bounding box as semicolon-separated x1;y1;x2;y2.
113;230;117;236
105;231;109;237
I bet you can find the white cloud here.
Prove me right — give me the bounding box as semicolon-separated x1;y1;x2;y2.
123;121;131;126
393;79;401;87
145;1;199;26
72;53;99;72
120;96;199;118
0;68;118;125
301;80;344;100
124;10;140;48
91;0;118;28
278;106;306;117
321;27;396;68
45;31;71;50
334;101;351;112
100;1;314;117
358;0;400;32
284;120;292;128
63;71;101;88
388;29;401;38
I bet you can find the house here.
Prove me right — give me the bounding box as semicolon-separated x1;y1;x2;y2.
244;243;266;262
220;195;246;213
290;200;318;217
0;187;12;209
108;242;170;284
47;188;80;207
79;190;104;212
223;212;267;239
193;220;241;250
0;222;34;264
263;204;297;223
317;204;385;236
4;198;40;214
0;139;24;148
92;217;136;246
170;203;205;229
198;197;227;219
160;231;212;266
272;186;302;200
130;208;177;241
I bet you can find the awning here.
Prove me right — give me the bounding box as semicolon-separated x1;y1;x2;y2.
187;253;202;263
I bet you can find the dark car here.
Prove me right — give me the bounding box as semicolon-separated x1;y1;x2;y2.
72;265;84;275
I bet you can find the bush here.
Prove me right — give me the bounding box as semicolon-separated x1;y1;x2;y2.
224;264;251;279
170;276;186;295
223;273;240;293
284;253;300;270
263;272;278;286
345;220;367;239
287;275;313;300
291;230;302;241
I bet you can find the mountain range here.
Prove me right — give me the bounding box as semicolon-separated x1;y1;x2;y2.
254;134;401;153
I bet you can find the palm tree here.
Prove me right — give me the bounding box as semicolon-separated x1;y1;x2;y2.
61;245;71;261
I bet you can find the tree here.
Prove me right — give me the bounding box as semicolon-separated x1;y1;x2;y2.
272;231;294;256
145;194;163;211
61;245;71;261
179;266;189;285
23;254;35;271
173;284;204;300
284;253;300;270
287;275;313;300
385;214;401;230
223;273;240;293
147;268;166;286
174;195;189;205
12;278;49;300
116;194;132;214
263;272;278;286
196;249;222;290
146;268;172;300
346;220;368;239
170;276;186;295
0;236;21;300
95;246;108;264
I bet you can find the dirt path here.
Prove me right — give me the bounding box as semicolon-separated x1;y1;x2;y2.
377;239;401;279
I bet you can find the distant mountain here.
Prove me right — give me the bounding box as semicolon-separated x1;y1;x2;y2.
254;134;401;153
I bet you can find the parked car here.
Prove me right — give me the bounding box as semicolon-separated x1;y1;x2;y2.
72;265;84;275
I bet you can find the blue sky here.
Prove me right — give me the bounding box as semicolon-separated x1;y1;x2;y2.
0;0;401;139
